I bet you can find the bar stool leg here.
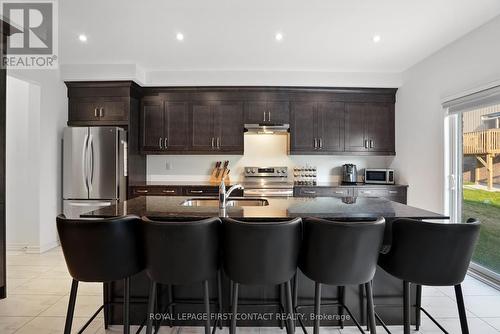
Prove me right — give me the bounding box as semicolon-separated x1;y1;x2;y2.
146;281;157;334
365;281;377;334
338;286;345;329
168;285;174;327
230;283;239;334
123;277;130;334
313;282;321;334
403;281;411;334
217;270;223;330
203;280;211;334
64;279;79;334
284;280;295;334
278;284;288;330
416;284;422;331
455;284;470;334
103;282;109;329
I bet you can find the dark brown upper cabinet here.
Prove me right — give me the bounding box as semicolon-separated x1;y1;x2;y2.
290;101;344;154
191;101;244;154
66;81;141;126
345;102;395;154
141;97;189;153
244;101;289;124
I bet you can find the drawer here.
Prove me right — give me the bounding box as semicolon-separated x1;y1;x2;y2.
354;187;407;204
183;186;219;196
131;186;181;196
294;187;352;197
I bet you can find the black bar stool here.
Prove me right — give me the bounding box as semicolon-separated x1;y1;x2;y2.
222;217;302;334
142;216;222;334
57;214;144;334
377;218;480;334
298;217;386;334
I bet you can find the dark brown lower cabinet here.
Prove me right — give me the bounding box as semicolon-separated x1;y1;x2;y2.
129;185;243;198
294;185;407;204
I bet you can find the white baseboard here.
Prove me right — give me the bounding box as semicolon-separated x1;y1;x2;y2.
6;243;29;252
7;240;60;254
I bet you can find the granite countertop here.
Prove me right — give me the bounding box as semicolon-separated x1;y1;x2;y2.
294;182;408;188
82;195;446;220
133;181;408;188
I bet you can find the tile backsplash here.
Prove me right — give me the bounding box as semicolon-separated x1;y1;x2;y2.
147;134;394;182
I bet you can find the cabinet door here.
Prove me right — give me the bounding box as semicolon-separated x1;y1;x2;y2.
215;101;244;152
191;102;215;151
164;102;189;151
97;98;129;122
290;101;317;152
141;99;164;152
345;103;368;152
68;98;101;122
245;101;268;124
366;103;395;153
267;101;290;124
69;97;128;123
317;102;344;152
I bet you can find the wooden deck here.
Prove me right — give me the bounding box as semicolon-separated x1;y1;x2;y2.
463;129;500;190
463;128;500;155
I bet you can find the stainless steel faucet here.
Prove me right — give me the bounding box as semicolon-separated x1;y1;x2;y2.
219;180;244;209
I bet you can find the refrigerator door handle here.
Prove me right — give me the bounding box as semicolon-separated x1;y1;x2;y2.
83;132;90;193
89;135;95;191
69;201;112;207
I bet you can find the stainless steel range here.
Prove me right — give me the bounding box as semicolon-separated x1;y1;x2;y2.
242;166;294;197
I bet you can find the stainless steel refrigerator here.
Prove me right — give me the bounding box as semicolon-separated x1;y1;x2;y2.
63;127;127;218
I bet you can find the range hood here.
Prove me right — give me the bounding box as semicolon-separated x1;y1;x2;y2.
244;123;290;134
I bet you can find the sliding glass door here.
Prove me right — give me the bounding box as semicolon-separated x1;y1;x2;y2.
446;100;500;283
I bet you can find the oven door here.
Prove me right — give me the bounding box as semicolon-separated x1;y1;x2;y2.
243;188;293;197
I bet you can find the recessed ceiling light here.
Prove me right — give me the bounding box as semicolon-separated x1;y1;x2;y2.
373;35;381;43
275;32;283;41
176;33;184;41
78;34;87;42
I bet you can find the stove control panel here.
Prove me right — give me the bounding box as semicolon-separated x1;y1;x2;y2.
244;166;288;177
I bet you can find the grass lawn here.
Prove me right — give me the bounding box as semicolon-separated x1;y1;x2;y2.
462;187;500;273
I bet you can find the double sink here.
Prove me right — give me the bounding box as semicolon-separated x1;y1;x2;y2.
180;197;269;207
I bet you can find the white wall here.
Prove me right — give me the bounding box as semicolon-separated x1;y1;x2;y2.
148;134;394;183
6;70;67;253
6;76;40;250
392;15;500;214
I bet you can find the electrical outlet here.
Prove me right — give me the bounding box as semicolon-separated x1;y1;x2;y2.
165;162;172;170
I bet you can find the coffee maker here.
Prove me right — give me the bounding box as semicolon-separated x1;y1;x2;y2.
342;164;358;184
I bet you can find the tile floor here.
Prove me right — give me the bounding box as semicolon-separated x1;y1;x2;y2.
1;247;499;333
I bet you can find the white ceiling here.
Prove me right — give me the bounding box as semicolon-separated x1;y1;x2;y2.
59;0;500;74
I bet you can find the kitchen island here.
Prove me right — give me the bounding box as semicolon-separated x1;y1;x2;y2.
83;195;447;328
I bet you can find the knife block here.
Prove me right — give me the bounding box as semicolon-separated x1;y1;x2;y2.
209;166;230;185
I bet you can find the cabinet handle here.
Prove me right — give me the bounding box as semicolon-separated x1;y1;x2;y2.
190;190;203;194
164;137;168;149
263;111;266;122
211;137;215;149
364;140;369;149
94;108;98;117
389;190;398;194
159;137;163;150
313;138;317;149
267;111;271;122
319;138;323;149
362;190;372;194
334;191;344;194
369;140;373;148
135;189;148;194
99;107;104;117
303;190;316;194
162;189;176;194
216;137;220;149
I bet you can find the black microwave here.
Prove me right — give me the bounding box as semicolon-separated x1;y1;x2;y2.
364;169;395;184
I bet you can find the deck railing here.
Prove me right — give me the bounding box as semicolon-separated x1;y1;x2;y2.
463;128;500;155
